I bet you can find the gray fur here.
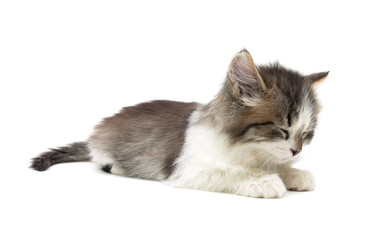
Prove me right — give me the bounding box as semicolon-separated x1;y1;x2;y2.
30;142;90;171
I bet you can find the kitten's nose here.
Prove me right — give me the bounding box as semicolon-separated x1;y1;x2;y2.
291;148;300;156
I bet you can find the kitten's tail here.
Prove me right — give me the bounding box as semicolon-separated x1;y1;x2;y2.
30;142;91;171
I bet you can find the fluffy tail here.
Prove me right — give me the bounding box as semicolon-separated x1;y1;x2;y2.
30;142;91;171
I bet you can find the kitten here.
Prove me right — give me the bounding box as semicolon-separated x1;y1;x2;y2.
31;49;328;198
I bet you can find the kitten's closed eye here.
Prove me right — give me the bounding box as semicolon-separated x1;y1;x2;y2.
302;130;314;141
279;128;289;140
241;122;274;135
242;122;291;142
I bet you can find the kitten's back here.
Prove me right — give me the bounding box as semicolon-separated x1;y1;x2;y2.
88;100;199;180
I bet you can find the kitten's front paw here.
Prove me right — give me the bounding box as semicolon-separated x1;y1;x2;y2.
238;174;287;198
284;170;315;191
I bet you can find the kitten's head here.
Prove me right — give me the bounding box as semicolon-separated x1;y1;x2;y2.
221;49;328;164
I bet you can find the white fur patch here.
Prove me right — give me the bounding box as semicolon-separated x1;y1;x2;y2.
89;149;114;166
235;174;287;198
292;102;313;133
256;141;293;163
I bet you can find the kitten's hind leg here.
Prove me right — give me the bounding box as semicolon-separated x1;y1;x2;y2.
101;164;125;176
91;149;124;176
110;165;126;176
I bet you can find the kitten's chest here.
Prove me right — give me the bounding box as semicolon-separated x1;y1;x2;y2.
166;123;264;188
175;124;260;171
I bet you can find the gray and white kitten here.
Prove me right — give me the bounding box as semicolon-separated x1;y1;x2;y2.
31;50;328;198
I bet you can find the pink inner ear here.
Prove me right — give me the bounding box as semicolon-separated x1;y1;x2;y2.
231;53;257;81
228;51;267;99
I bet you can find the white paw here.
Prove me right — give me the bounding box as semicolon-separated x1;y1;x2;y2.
284;170;315;191
238;174;287;198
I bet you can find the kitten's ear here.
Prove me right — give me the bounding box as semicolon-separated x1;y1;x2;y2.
227;49;267;99
305;71;329;85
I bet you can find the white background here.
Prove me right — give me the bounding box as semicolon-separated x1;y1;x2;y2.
1;0;383;239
